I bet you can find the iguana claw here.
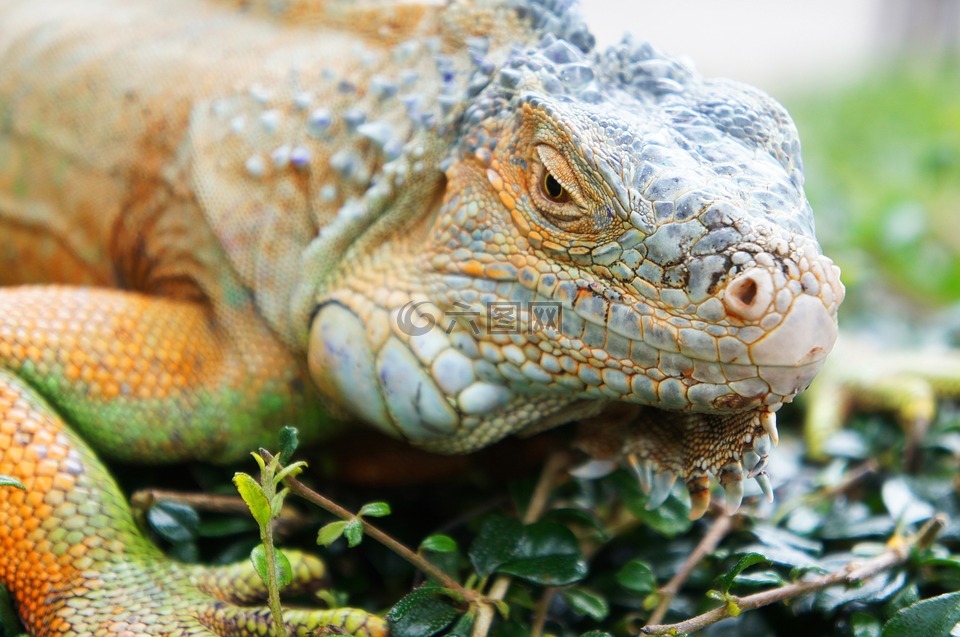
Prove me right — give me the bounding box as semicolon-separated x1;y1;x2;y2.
575;406;778;519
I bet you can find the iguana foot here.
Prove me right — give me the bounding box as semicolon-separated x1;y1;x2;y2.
0;369;384;636
186;552;386;636
574;405;778;519
803;335;960;464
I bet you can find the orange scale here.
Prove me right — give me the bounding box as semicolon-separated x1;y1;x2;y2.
30;475;52;495
35;458;60;477
15;461;35;481
25;489;43;507
51;473;76;492
67;543;87;558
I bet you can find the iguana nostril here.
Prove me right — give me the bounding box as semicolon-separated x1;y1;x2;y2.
723;269;773;321
733;278;757;306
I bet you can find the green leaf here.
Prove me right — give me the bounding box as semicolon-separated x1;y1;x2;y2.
249;544;293;589
562;588;609;621
442;611;476;637
232;472;271;527
732;569;787;588
249;451;266;473
146;501;200;544
421;537;461;582
0;476;24;490
544;508;608;539
278;426;300;460
497;554;587;585
469;516;524;578
613;472;691;537
489;619;528;637
717;552;770;594
816;570;906;612
881;477;935;525
273;547;293;588
469;516;587;586
317;520;347;547
0;582;25;636
358;501;391;518
270;489;288;517
273;461;307;486
344;517;364;547
421;534;458;553
615;559;657;594
249;543;269;584
851;612;882;637
386;586;460;637
882;591;960;637
578;632;614;637
919;556;960;571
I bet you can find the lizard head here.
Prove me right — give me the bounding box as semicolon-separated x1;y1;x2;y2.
435;34;844;409
308;28;843;514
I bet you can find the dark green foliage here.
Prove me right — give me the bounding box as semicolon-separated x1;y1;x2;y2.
387;585;464;637
882;591;960;637
147;501;200;544
469;515;588;585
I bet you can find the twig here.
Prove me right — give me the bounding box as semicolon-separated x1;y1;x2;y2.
472;450;571;637
646;513;735;626
264;451;473;602
530;587;557;637
771;460;878;525
130;488;312;535
523;451;571;525
641;514;947;636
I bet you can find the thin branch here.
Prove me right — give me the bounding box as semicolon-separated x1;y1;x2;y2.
771;460;878;526
264;451;473;601
472;450;571;637
530;587;557;637
646;513;735;626
523;451;571;525
471;575;513;637
131;488;312;535
641;514;947;636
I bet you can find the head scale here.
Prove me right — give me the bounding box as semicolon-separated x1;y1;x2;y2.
308;6;843;455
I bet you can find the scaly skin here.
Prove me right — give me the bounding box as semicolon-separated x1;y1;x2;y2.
0;366;386;635
1;0;845;634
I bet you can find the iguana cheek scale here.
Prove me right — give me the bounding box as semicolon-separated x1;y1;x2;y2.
0;0;842;634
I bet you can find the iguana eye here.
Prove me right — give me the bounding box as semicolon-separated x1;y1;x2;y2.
529;144;587;228
541;170;570;203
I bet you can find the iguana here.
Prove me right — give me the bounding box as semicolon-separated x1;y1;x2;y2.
0;0;850;634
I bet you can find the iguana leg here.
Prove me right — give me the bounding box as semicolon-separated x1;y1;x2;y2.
0;286;313;463
0;367;385;636
803;337;960;461
0;287;381;634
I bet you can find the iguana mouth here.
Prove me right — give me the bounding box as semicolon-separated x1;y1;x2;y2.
438;253;841;413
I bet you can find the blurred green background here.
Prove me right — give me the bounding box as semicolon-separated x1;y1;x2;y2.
788;62;960;333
